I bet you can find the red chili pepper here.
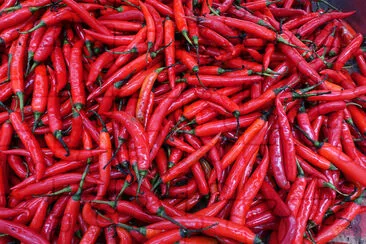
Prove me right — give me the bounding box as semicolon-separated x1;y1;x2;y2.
10;24;32;119
162;133;220;183
44;133;105;161
32;26;62;68
102;111;149;193
315;198;365;243
214;16;277;41
341;122;365;167
163;17;176;89
29;196;49;231
51;42;68;92
63;0;111;35
146;0;173;17
79;225;101;243
146;83;186;147
11;173;100;200
230;146;269;225
173;0;192;45
275;96;297;182
4;108;46;181
95;116;112;200
260;180;291;217
0;6;44;32
347;104;366;136
139;1;155;53
299;130;366;187
222;114;268;169
334;33;363;71
146;216;260;243
0;219;48;244
269;121;291;190
136;67;165;123
41;196;69;240
83;29;134;46
69;40;86;110
307;101;346;121
0;121;12;206
296;11;355;37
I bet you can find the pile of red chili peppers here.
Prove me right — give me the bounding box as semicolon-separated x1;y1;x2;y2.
0;0;365;243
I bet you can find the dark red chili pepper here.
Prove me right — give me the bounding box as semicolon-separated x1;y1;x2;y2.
0;121;12;207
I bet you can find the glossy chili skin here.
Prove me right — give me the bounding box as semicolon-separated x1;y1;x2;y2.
8;111;46;182
0;219;49;244
276;96;297;182
229;146;269;225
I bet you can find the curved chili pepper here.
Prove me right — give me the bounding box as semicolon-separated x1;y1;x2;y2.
136;67;165;123
62;0;111;35
80;226;101;244
41;196;69;240
102;111;149;193
275;96;297;182
230;146;269;225
31;26;62;69
4;108;46;181
269;121;291;190
334;33;363;71
297;11;355;37
44;133;105;161
314;198;365;243
162;133;220;183
307;101;346;121
0;219;48;244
